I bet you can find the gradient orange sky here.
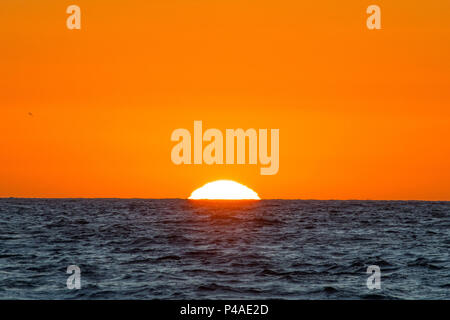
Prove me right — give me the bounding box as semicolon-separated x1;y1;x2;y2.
1;1;449;199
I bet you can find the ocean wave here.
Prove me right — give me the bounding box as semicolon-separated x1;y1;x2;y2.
0;199;448;299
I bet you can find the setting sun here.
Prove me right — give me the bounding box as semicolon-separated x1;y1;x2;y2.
188;180;260;200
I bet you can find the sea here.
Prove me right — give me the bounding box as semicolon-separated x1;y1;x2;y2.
0;199;449;299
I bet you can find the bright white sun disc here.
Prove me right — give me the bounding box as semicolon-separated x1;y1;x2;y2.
189;180;260;200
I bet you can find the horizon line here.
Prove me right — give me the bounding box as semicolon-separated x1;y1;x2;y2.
0;197;449;202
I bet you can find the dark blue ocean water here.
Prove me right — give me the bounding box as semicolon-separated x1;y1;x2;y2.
0;199;449;299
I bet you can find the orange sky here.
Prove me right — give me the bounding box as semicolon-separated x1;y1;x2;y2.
1;1;449;200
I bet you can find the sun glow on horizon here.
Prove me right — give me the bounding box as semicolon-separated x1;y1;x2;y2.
189;180;260;200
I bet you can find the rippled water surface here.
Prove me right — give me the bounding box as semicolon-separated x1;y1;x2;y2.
0;199;449;299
